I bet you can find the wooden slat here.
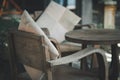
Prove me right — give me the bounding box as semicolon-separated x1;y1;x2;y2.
9;30;47;70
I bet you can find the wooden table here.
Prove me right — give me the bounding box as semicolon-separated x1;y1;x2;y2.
65;29;120;80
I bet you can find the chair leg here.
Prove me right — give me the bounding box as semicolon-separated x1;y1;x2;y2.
97;53;106;80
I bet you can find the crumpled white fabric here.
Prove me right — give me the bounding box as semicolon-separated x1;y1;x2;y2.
36;1;81;43
18;10;59;59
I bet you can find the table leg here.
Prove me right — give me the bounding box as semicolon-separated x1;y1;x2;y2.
97;53;106;80
109;44;119;80
81;44;88;70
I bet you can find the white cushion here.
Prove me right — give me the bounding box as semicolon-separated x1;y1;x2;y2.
36;1;81;42
18;10;59;59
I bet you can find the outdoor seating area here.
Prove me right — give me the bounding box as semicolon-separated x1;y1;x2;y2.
0;0;120;80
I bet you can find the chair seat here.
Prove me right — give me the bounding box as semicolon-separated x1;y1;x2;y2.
59;41;81;56
53;65;99;80
60;44;81;52
60;41;81;51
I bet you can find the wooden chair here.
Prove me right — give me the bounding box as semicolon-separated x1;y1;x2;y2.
7;29;108;80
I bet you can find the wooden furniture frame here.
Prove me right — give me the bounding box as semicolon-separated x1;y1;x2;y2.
8;29;108;80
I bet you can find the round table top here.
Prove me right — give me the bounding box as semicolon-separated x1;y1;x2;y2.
65;29;120;45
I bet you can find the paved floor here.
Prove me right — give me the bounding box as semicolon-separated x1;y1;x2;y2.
0;58;120;80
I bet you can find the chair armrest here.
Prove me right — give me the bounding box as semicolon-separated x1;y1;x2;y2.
48;47;108;80
48;47;107;66
74;24;96;30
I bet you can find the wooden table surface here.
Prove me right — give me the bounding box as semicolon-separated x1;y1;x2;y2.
65;29;120;44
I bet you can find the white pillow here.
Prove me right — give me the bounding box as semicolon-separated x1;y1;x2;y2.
18;10;59;59
36;1;81;42
18;10;60;80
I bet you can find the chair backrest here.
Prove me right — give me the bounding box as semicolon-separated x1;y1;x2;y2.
8;29;50;80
